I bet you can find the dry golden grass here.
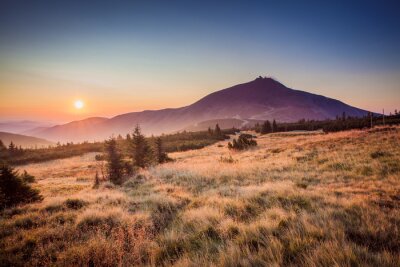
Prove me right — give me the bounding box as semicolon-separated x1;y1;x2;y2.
1;127;399;266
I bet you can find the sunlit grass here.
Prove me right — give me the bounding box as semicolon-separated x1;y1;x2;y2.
1;126;399;266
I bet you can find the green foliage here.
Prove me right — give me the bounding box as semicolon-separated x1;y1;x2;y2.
130;125;153;168
154;137;169;164
228;134;257;150
0;165;42;210
104;137;124;185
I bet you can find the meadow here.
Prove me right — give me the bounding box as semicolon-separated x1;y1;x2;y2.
0;126;399;266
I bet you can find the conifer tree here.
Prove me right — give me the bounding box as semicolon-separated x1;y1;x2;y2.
131;125;153;168
104;137;124;185
155;137;168;163
272;120;277;133
215;124;222;136
8;142;16;155
0;165;42;209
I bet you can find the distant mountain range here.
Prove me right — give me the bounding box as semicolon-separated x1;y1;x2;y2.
0;132;54;148
0;120;54;134
24;77;370;142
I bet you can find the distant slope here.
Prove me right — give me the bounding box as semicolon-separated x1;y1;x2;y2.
29;77;370;142
0;132;54;148
24;117;108;143
182;118;264;132
0;120;54;134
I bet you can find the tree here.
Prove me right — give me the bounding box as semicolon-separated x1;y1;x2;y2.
0;165;42;210
155;137;168;164
208;127;213;135
131;125;153;168
272;120;277;133
261;120;272;134
8;141;16;155
215;124;222;136
0;140;6;152
104;137;124;185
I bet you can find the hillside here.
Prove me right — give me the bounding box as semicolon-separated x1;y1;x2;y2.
29;77;370;142
0;132;54;148
2;126;399;266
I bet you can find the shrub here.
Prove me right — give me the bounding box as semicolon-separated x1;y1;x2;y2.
65;198;86;210
228;134;257;150
219;155;237;163
21;170;35;183
0;165;42;210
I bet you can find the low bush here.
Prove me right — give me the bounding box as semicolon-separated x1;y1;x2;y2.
228;134;257;150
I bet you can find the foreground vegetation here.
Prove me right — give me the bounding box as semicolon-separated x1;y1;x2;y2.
0;126;399;266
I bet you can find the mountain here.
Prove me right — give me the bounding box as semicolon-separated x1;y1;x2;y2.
23;117;109;143
0;120;55;134
29;77;370;142
0;132;54;148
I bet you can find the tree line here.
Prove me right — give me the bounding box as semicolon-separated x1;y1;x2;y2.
249;112;400;134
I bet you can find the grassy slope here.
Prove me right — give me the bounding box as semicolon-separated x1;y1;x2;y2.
0;127;399;266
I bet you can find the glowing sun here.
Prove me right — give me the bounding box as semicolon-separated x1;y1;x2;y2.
74;100;84;109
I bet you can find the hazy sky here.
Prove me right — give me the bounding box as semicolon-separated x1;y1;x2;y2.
1;0;399;122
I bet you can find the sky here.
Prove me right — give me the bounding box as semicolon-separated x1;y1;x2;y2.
0;0;399;122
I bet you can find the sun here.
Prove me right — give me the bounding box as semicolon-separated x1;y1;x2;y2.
74;100;84;109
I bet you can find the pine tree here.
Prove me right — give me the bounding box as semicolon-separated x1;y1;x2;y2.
131;125;153;168
104;137;124;185
0;140;6;152
272;120;277;133
0;165;42;209
215;124;222;136
261;120;272;134
155;137;168;163
8;142;16;155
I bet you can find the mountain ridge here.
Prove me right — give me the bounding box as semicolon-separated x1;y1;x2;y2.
27;77;371;142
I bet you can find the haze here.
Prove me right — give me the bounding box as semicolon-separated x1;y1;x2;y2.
1;0;399;122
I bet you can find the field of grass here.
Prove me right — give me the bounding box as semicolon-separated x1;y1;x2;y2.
1;126;399;266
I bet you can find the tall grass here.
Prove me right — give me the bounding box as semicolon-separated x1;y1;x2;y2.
0;126;399;266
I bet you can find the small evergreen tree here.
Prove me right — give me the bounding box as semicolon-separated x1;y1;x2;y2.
155;137;168;164
0;140;6;152
8;142;16;155
215;124;222;136
104;137;124;185
0;165;42;209
272;120;277;133
131;125;153;168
